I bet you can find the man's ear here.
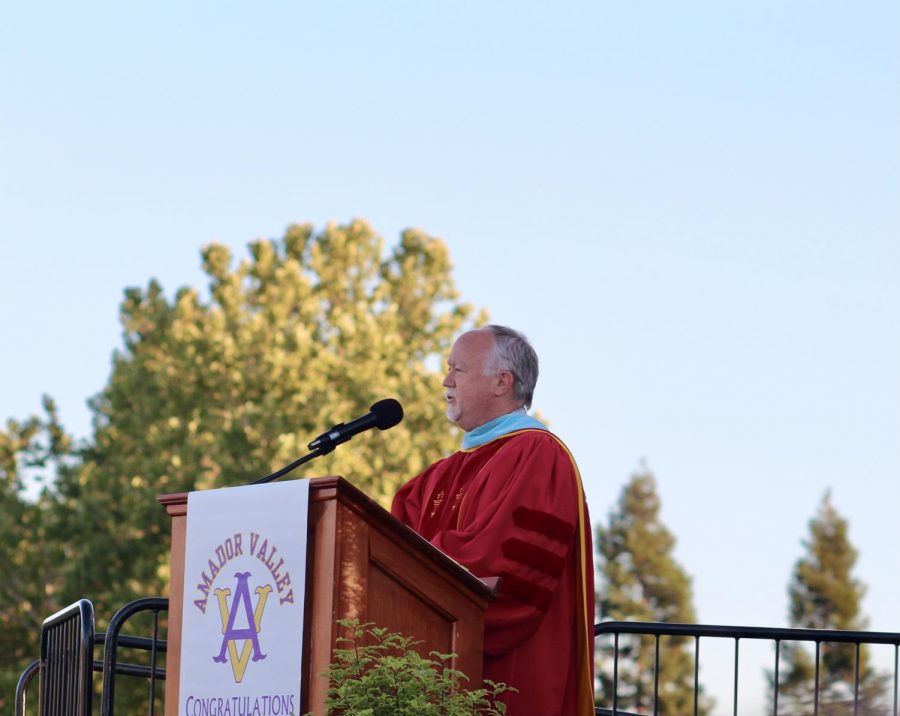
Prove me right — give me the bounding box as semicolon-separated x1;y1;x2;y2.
494;370;514;397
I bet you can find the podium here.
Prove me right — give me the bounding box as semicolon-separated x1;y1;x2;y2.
159;476;494;715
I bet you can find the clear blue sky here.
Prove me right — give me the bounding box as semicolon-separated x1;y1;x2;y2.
2;2;898;711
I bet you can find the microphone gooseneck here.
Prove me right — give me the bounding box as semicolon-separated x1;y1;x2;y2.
251;398;404;485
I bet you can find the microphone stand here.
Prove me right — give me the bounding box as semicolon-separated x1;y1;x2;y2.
249;399;401;485
250;444;334;485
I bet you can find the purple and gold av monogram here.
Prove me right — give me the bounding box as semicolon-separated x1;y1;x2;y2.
213;571;272;682
189;529;297;683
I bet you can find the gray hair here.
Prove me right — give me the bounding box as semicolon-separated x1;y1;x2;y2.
484;325;539;409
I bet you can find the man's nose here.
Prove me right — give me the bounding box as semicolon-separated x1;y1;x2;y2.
442;372;453;388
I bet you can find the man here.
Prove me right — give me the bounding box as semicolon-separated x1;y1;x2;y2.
392;325;595;715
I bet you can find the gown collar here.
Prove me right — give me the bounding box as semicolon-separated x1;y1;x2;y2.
462;409;547;449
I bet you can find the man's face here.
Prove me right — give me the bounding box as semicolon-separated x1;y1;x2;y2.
442;330;499;432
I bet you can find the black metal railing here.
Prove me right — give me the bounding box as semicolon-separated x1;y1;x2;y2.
15;659;42;716
595;621;900;716
15;597;168;716
37;599;95;716
98;597;168;716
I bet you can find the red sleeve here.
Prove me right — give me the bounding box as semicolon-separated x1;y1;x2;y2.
430;433;580;657
391;459;440;530
390;473;421;527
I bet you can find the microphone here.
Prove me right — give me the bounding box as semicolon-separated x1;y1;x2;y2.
307;398;404;453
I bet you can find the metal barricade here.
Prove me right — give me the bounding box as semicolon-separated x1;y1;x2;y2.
100;597;168;716
14;597;167;716
39;599;95;716
15;660;41;716
595;621;900;716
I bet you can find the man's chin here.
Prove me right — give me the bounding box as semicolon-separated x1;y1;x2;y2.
445;405;461;424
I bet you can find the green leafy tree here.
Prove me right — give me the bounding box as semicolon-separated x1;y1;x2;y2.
2;220;483;705
595;467;711;716
0;398;73;710
774;492;888;715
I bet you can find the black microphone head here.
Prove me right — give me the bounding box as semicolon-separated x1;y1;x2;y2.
370;398;403;430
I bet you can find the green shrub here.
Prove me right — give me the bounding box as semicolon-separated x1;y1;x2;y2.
312;619;514;715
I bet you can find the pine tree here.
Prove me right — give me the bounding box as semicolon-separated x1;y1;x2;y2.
776;491;888;715
595;467;712;716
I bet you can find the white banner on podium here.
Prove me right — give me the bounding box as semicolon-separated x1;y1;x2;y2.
179;480;310;716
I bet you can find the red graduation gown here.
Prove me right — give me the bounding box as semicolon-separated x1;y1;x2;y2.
391;429;595;716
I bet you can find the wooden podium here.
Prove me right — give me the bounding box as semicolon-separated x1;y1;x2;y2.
159;476;494;715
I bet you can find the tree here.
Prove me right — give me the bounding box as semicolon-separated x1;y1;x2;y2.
2;219;484;704
0;398;73;710
595;467;711;716
775;491;888;715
